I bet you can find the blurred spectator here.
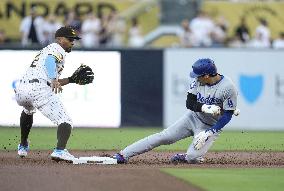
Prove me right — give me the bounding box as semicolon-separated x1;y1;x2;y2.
65;10;82;34
128;17;144;47
43;14;62;45
189;11;215;47
272;32;284;49
98;13;112;47
108;10;126;47
227;36;244;48
255;18;270;45
234;17;250;43
179;19;195;48
20;7;45;46
81;13;101;48
64;10;82;47
0;29;10;44
247;32;271;48
212;16;229;47
247;18;271;48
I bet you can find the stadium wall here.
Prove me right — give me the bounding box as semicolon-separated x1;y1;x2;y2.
0;50;121;127
164;48;284;130
120;49;163;127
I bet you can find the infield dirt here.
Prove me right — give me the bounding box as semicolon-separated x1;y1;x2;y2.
1;150;283;191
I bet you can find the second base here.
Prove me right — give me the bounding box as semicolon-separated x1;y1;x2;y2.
73;156;117;165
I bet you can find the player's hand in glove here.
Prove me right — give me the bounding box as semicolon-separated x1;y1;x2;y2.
193;129;215;150
201;104;221;116
68;64;94;85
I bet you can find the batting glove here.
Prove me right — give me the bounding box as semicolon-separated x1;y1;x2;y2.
193;129;214;150
234;108;240;116
201;104;221;116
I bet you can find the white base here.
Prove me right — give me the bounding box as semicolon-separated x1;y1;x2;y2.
73;156;117;165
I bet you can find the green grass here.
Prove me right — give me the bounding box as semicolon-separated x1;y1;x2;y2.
162;168;284;191
0;127;283;151
0;127;157;151
208;131;284;151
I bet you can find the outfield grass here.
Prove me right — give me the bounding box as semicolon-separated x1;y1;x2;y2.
162;168;284;191
0;127;283;151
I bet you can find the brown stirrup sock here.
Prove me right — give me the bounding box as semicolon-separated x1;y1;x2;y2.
56;122;72;150
20;111;33;146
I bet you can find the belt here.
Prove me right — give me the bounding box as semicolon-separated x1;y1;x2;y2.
21;79;51;87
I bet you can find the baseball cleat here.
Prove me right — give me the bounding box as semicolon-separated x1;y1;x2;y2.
171;154;205;164
188;156;205;164
17;144;29;158
113;153;127;164
170;153;187;164
50;149;75;162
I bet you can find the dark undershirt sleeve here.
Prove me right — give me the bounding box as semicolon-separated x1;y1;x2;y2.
186;93;203;112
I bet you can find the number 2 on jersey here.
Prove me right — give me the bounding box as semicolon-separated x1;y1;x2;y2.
30;52;41;67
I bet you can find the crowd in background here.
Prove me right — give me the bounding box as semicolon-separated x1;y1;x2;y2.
179;10;284;49
0;7;144;48
0;7;284;49
16;7;141;48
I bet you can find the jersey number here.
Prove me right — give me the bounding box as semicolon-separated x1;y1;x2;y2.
228;98;234;108
30;53;41;67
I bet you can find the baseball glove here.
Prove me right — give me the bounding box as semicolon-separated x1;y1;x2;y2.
68;64;94;85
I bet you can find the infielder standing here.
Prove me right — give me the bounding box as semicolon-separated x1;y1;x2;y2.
15;26;94;161
114;58;239;164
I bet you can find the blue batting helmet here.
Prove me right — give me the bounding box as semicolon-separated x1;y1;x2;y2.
190;58;217;78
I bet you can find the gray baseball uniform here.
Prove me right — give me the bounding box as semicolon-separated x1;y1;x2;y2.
15;43;72;126
121;75;237;160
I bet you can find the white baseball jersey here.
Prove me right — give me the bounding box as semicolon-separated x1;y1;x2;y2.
22;43;66;83
15;43;72;126
120;75;238;162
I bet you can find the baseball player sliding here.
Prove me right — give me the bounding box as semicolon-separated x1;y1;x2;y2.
15;26;94;162
114;58;239;164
